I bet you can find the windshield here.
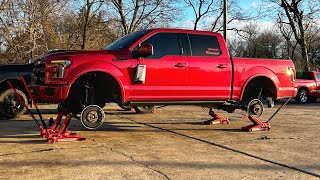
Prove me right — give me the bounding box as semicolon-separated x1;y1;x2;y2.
104;30;150;50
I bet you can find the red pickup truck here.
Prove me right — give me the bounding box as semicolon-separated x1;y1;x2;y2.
294;71;320;103
31;28;296;115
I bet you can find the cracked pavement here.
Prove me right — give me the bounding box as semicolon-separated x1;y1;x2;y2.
0;102;319;179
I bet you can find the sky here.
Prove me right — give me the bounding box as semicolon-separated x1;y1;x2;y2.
178;0;277;39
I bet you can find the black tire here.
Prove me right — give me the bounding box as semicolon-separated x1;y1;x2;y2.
117;103;132;111
0;89;27;119
133;105;155;114
308;96;318;103
296;89;308;104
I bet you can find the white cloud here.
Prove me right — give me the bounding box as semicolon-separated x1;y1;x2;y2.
229;20;275;32
176;19;277;40
248;1;277;9
250;2;258;7
178;20;195;30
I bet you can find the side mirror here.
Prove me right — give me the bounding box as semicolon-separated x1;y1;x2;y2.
137;44;153;58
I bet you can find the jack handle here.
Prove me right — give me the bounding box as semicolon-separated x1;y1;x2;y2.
20;76;48;135
266;97;292;123
6;80;45;134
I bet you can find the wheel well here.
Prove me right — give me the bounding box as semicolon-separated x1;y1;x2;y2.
298;87;309;93
93;71;122;103
64;71;122;113
241;76;277;104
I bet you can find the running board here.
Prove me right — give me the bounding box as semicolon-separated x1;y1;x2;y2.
127;101;226;106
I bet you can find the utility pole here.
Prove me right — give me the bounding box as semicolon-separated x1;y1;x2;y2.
223;0;228;42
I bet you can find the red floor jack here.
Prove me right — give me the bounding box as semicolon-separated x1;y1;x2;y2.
204;98;291;131
204;108;230;125
7;76;85;143
242;97;292;131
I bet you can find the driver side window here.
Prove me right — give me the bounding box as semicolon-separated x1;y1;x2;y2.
139;33;181;59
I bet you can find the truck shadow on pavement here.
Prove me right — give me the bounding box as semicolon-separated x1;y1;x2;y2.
0;114;249;144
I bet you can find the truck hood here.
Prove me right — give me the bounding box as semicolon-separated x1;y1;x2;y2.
40;49;129;61
0;63;34;73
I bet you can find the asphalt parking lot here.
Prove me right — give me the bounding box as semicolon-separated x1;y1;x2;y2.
0;101;319;179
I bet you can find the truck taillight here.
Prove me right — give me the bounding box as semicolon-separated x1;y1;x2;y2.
287;67;295;82
46;60;71;79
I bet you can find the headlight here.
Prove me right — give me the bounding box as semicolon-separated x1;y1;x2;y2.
47;60;71;78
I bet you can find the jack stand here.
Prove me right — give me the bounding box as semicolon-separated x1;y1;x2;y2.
47;113;85;143
242;97;292;132
242;115;270;131
204;109;230;125
40;112;73;138
8;76;85;143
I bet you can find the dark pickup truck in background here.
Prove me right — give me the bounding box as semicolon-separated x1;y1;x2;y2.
294;71;320;103
0;63;33;119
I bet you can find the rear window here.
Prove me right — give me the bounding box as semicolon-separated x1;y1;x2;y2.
296;72;314;80
188;34;221;57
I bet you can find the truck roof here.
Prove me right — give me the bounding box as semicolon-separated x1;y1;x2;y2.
147;28;223;37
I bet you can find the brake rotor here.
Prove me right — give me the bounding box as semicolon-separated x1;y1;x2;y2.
247;99;264;118
80;105;105;129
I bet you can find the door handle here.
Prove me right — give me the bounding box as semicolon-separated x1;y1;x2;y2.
217;64;228;69
174;63;187;68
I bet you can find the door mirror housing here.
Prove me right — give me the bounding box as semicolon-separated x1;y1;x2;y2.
134;44;153;58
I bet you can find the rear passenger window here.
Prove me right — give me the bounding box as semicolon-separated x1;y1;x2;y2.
188;34;221;56
296;72;314;80
141;33;181;59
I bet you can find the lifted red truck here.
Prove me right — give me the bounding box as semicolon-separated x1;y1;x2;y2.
31;28;296;118
294;71;320;103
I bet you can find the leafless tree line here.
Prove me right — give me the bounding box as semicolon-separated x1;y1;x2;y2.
0;0;319;70
0;0;178;63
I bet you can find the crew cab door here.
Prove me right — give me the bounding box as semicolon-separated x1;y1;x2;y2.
187;33;232;100
130;32;188;100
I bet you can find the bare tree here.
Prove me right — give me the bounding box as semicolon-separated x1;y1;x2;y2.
0;0;5;12
80;0;104;50
0;0;69;63
277;17;298;60
229;22;282;59
273;0;320;70
0;0;119;63
183;0;265;41
306;23;320;68
183;0;215;30
106;0;179;35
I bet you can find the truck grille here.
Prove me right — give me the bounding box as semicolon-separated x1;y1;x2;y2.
33;59;46;84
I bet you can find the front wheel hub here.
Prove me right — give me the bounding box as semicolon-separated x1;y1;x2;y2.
247;99;264;117
80;105;105;129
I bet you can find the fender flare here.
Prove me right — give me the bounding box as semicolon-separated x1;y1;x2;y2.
296;86;309;93
239;67;280;101
0;75;22;84
0;75;24;91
